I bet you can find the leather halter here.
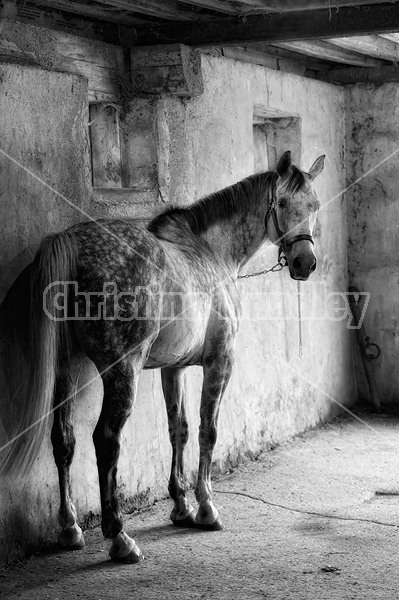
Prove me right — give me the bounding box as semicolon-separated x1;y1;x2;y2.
265;196;314;261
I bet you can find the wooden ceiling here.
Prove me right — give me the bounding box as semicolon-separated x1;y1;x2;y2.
4;1;399;83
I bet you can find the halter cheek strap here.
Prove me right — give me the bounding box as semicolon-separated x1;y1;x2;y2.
265;198;314;261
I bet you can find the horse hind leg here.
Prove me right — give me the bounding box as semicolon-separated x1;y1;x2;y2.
51;360;85;549
93;359;144;564
161;367;196;527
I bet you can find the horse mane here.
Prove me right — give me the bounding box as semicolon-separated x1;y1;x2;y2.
147;167;306;236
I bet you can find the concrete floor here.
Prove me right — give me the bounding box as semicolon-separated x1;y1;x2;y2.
1;410;399;600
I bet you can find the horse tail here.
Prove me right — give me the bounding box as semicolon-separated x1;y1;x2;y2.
1;231;78;476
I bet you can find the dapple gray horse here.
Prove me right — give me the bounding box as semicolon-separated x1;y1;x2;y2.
1;151;324;563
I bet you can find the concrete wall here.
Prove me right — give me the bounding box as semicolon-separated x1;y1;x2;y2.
346;83;399;404
0;54;354;563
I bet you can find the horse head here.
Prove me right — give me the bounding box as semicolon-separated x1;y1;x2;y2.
266;151;325;281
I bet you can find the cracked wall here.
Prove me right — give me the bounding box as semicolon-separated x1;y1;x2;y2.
346;83;399;404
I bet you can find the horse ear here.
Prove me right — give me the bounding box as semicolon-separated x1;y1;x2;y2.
277;151;291;177
308;155;325;181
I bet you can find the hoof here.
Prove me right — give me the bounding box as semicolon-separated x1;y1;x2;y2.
109;533;144;564
110;548;144;564
195;517;224;531
170;502;196;528
171;513;197;528
58;525;85;550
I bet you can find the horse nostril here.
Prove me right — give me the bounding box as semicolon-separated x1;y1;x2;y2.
310;260;316;273
293;257;302;271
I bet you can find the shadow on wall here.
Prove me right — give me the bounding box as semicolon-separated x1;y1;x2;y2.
0;265;31;443
0;247;37;304
1;502;56;562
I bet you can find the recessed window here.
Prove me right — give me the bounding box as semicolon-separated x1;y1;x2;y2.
252;108;301;173
88;101;158;194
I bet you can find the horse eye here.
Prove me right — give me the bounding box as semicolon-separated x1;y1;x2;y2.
278;199;286;209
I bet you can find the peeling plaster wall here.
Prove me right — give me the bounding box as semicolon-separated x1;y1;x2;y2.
346;84;399;404
0;56;353;563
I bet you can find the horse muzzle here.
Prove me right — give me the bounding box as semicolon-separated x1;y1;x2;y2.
284;236;316;280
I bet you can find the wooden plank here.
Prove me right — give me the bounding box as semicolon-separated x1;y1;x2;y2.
131;44;203;96
223;0;280;9
380;33;399;43
275;40;384;66
132;44;193;68
323;64;399;84
327;34;399;61
25;0;141;25
89;105;122;188
119;98;158;190
246;42;330;72
0;19;129;102
91;0;200;21
235;0;399;10
205;46;309;76
133;3;399;46
177;0;252;15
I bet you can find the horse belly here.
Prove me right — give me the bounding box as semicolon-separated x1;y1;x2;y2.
145;313;208;368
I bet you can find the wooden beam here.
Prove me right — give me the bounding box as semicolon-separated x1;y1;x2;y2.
327;34;399;60
208;44;328;74
90;0;200;21
22;0;142;25
133;3;399;46
175;0;248;15
205;45;307;75
246;42;330;72
233;0;399;10
131;44;204;96
323;64;399;84
225;0;279;8
380;33;399;43
275;40;384;67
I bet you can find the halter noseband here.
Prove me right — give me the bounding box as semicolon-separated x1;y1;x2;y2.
265;196;314;261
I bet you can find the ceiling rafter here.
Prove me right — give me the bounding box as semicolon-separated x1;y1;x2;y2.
33;0;144;24
324;63;399;84
177;0;248;15
232;0;399;11
274;39;384;67
327;34;399;61
96;0;203;21
133;3;399;46
379;32;399;44
177;0;282;12
219;0;280;8
40;0;201;22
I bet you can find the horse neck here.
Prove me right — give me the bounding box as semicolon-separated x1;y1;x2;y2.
200;175;275;276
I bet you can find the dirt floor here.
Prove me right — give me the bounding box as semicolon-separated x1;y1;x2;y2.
2;409;399;600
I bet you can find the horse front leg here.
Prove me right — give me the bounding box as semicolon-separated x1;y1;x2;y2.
94;360;143;564
161;367;196;527
195;351;234;530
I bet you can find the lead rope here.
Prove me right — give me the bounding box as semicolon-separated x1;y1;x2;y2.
297;280;303;359
237;256;288;279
